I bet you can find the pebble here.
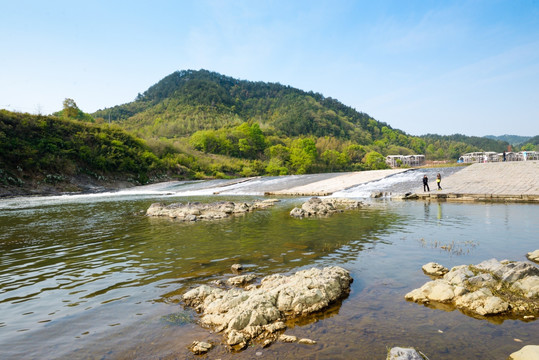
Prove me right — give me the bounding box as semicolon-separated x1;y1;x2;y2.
256;351;263;356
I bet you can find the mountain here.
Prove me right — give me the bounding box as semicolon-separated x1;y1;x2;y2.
420;134;509;156
484;134;531;146
93;69;392;144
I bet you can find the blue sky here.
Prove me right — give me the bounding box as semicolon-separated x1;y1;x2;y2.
1;0;538;136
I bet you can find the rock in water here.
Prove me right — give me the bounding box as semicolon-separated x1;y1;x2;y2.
527;249;539;263
422;262;449;277
387;347;426;360
189;341;212;354
290;197;361;218
182;266;352;349
406;258;539;318
146;199;278;222
509;345;539;360
231;263;243;273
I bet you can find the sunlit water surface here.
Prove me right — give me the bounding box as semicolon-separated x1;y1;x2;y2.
1;172;537;360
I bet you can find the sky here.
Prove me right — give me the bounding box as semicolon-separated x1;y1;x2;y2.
1;0;538;137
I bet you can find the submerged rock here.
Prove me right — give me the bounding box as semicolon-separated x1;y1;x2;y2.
290;197;362;218
182;266;352;349
527;249;539;263
387;347;426;360
405;259;539;318
509;345;539;360
146;199;279;221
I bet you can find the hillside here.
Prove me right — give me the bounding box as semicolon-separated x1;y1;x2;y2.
0;110;172;196
484;134;531;146
94;69;389;144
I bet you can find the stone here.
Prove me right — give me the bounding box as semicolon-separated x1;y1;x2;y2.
509;345;539;360
422;262;449;277
386;347;425;360
290;197;362;218
231;263;243;272
298;338;317;345
279;334;297;342
405;279;455;303
454;289;509;316
189;341;212;354
406;258;539;318
227;274;257;286
183;266;352;349
527;250;539;263
290;207;307;218
512;276;539;298
146;199;277;222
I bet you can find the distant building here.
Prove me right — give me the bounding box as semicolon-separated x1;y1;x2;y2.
386;155;425;168
459;151;539;163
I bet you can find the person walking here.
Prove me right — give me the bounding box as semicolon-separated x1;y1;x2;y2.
436;173;442;190
423;175;430;192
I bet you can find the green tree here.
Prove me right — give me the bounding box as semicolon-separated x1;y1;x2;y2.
62;98;80;119
363;151;388;170
290;138;317;174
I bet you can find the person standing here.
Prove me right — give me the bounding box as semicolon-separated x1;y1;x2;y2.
423;175;430;192
436;173;442;190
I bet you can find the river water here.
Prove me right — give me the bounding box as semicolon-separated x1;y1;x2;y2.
1;169;537;359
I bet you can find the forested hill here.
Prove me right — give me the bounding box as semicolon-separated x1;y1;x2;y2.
0;110;171;196
484;134;531;146
93;69;395;144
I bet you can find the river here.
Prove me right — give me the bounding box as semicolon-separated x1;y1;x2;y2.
1;169;537;359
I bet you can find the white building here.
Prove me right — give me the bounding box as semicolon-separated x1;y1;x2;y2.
386;155;425;168
459;151;539;163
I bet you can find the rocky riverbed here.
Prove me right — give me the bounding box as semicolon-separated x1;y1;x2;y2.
182;266;352;352
406;258;539;318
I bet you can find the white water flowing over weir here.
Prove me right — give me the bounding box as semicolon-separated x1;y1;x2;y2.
0;167;464;210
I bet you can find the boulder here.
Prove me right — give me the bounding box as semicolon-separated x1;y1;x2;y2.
527;250;539;263
509;345;539;360
146;199;277;222
290;197;361;218
387;347;426;360
183;266;352;349
406;259;539;318
422;262;449;277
